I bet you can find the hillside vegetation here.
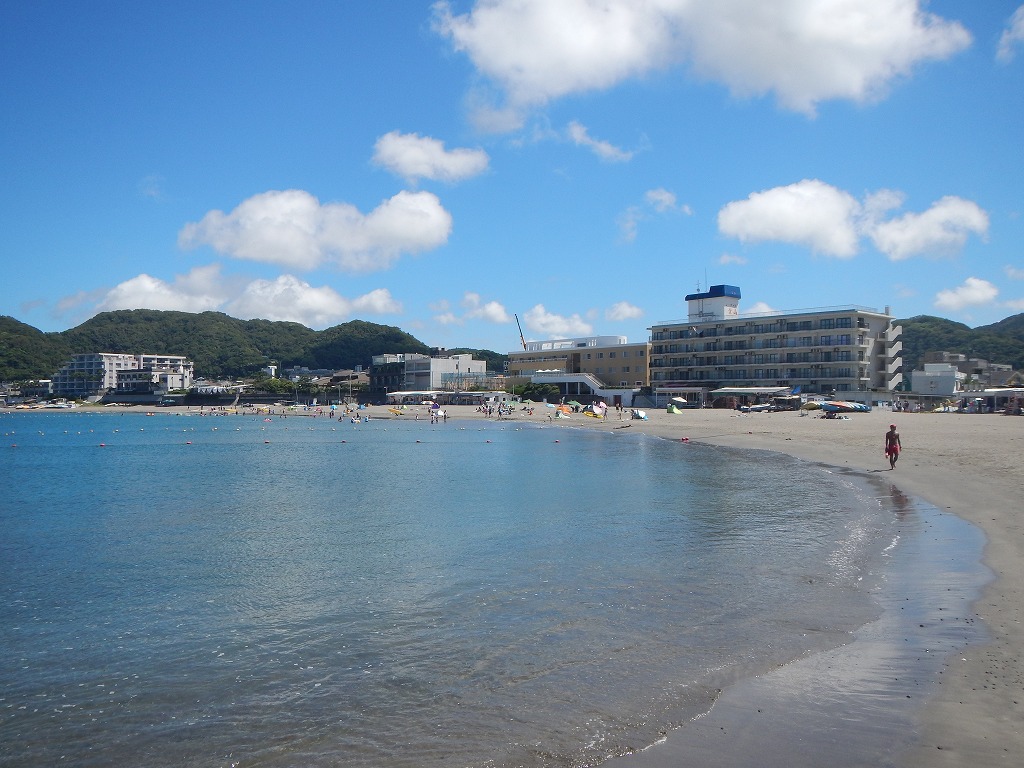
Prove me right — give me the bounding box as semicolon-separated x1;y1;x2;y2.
897;314;1024;372
1;310;438;380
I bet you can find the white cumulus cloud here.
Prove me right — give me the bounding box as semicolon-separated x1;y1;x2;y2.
605;301;643;321
869;196;989;261
432;292;512;325
462;292;512;323
179;189;452;272
718;179;862;257
88;264;401;329
718;181;988;261
97;264;231;313
746;301;779;314
523;303;593;337
567;121;633;161
372;131;490;183
1005;265;1024;280
434;0;970;125
934;277;998;311
997;5;1024;63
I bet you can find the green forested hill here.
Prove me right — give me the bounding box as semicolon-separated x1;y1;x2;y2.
1;311;448;381
898;314;1024;371
0;317;71;381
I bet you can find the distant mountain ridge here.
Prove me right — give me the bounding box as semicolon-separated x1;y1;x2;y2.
2;309;1022;383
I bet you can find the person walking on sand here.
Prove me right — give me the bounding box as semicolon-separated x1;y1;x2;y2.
885;424;902;469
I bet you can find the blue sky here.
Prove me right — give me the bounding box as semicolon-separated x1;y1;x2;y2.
2;1;1023;355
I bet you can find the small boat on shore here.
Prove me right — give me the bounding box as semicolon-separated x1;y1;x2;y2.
819;401;871;413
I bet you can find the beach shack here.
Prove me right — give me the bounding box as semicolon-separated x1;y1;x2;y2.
709;386;792;409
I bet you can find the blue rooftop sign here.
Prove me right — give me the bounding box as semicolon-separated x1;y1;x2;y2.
684;284;741;302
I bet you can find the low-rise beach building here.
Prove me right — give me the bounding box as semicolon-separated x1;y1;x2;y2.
648;285;903;406
370;350;487;396
505;335;650;406
506;335;651;389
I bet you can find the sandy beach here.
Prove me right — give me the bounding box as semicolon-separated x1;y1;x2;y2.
4;402;1021;764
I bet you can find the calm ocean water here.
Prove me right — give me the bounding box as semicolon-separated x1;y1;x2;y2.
0;411;947;767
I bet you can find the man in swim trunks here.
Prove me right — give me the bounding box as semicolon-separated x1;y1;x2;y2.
885;424;902;469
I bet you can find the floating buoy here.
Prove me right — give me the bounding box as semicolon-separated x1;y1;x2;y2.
186;441;192;445
99;443;106;447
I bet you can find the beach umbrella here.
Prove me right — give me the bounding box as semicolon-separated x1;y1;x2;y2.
567;400;583;407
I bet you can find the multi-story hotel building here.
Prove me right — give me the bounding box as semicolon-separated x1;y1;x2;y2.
52;352;195;398
648;285;903;403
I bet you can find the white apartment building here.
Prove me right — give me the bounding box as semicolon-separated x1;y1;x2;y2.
371;351;486;394
52;352;195;398
649;285;903;402
911;363;965;398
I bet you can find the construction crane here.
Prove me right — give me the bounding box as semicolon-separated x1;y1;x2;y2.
514;313;527;351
